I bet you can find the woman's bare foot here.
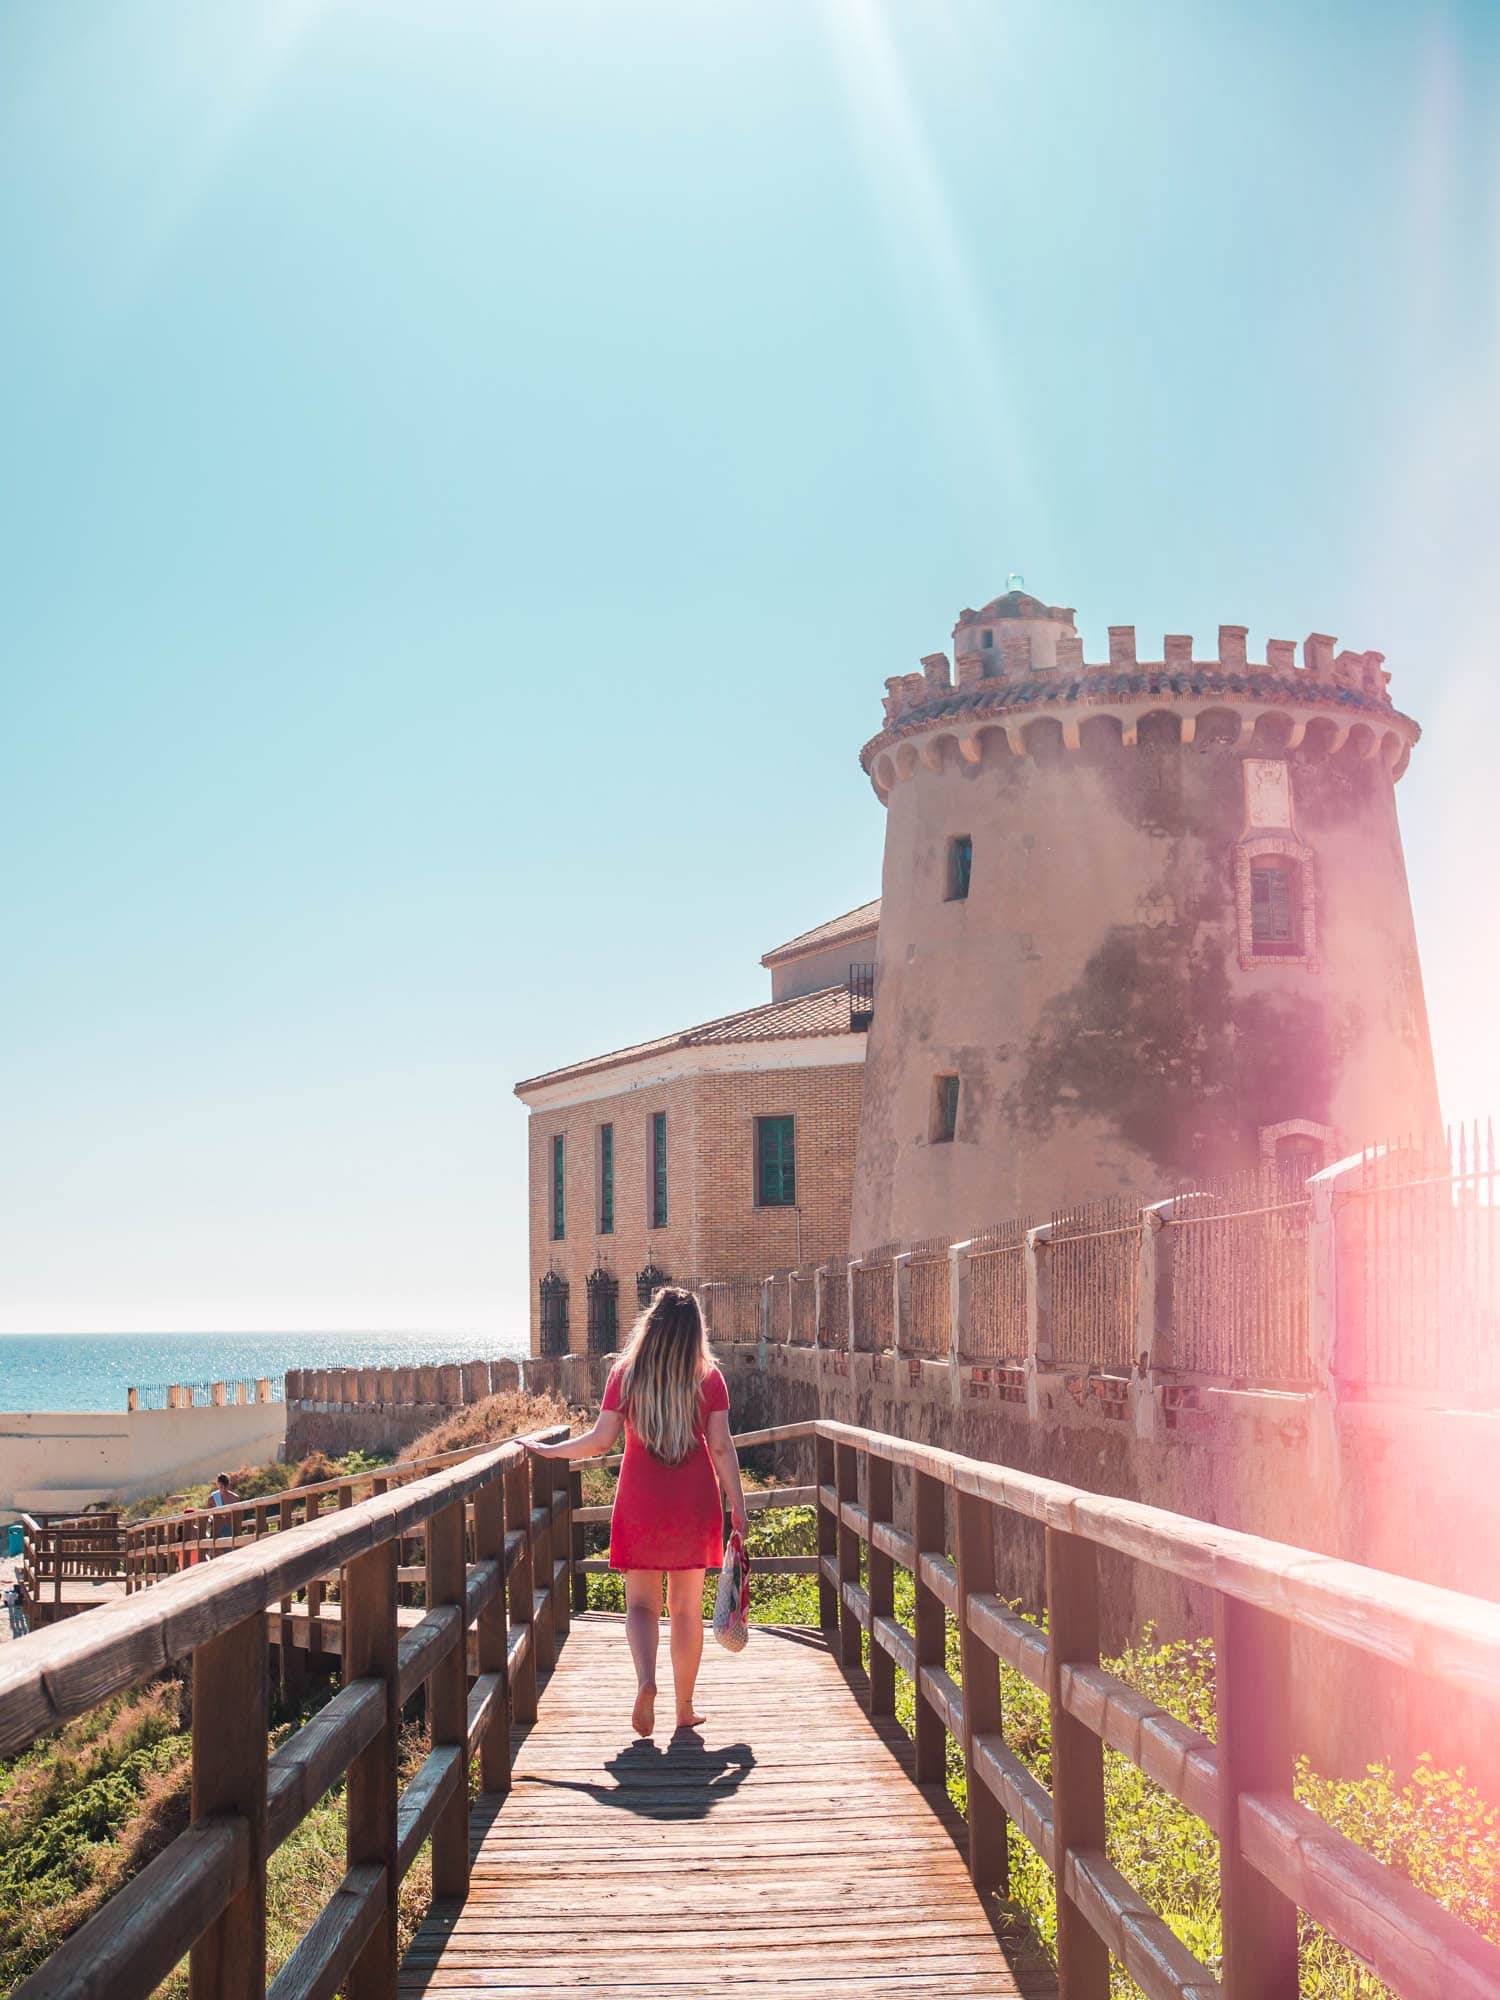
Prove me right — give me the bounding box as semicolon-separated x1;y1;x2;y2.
632;1684;656;1737
675;1708;705;1730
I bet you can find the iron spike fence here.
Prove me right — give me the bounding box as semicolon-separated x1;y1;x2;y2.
1166;1163;1314;1385
902;1237;954;1358
818;1256;852;1350
1049;1195;1142;1371
699;1276;764;1344
789;1267;819;1347
128;1376;285;1412
1344;1122;1499;1400
851;1242;902;1352
766;1271;792;1344
961;1217;1034;1364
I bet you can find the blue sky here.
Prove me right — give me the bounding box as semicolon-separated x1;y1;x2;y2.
2;0;1497;1338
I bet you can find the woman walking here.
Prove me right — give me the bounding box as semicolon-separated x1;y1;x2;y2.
526;1287;748;1737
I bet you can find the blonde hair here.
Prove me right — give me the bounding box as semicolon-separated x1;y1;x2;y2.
616;1287;715;1464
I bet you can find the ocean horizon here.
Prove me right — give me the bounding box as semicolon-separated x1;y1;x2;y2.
0;1330;531;1415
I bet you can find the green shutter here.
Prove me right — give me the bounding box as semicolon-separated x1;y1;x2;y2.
757;1116;796;1206
651;1112;668;1228
600;1124;614;1234
551;1134;566;1240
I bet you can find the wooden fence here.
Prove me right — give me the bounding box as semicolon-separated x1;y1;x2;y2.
16;1513;124;1626
813;1416;1500;2000
0;1424;574;2000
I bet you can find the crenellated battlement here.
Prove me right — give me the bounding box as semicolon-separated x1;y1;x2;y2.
866;592;1417;798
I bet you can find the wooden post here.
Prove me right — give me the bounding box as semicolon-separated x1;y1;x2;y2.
835;1441;862;1669
344;1541;399;2000
279;1495;304;1702
815;1434;837;1631
570;1466;587;1614
531;1452;556;1677
913;1471;946;1786
426;1497;470;1901
505;1454;538;1723
304;1492;324;1653
955;1490;1007;1892
473;1470;512;1795
867;1449;895;1716
1215;1594;1298;2000
189;1611;269;2000
551;1459;572;1639
1044;1526;1109;2000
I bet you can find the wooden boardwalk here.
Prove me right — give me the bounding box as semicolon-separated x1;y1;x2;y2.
399;1613;1050;1998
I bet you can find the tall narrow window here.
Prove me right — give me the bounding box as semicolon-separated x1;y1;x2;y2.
756;1116;796;1207
982;629;994;649
1251;861;1298;950
550;1134;565;1240
947;835;973;901
650;1111;668;1229
932;1074;960;1143
598;1123;615;1234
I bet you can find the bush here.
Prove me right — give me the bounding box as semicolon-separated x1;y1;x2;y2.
398;1388;569;1460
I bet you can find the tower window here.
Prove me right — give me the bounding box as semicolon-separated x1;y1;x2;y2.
756;1116;796;1207
598;1123;614;1234
931;1074;960;1144
982;629;994;649
1250;860;1300;952
550;1134;565;1241
946;835;972;901
650;1111;668;1229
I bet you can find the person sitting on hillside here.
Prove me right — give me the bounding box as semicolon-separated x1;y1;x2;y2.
525;1287;748;1738
206;1471;239;1544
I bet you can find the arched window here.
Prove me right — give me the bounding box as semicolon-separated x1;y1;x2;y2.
1235;835;1316;968
538;1271;570;1357
1259;1120;1336;1174
586;1267;619;1354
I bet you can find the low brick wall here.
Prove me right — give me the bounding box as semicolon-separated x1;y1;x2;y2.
283;1354;614;1458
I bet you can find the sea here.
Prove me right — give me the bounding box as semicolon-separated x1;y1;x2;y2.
0;1331;530;1415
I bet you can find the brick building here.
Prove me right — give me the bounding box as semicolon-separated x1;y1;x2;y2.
514;905;875;1354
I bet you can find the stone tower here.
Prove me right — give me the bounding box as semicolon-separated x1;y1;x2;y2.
849;587;1440;1249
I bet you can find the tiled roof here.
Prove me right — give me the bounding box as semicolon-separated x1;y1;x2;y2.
514;984;856;1095
761;899;881;966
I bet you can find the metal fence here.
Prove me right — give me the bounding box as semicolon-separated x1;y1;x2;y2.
852;1244;899;1352
903;1238;953;1357
819;1257;851;1350
1343;1123;1499;1399
1167;1164;1313;1384
790;1268;819;1346
962;1218;1032;1363
1049;1195;1141;1370
129;1376;285;1412
766;1273;792;1344
700;1276;763;1344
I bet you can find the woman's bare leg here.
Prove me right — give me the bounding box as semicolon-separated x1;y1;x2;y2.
666;1568;707;1728
624;1570;662;1735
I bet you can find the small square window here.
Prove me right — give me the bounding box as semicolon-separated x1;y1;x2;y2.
756;1116;796;1207
931;1074;960;1143
946;835;972;901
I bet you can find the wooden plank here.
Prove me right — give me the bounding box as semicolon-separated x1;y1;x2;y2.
265;1677;384;1852
955;1487;1007;1893
396;1745;464;1881
189;1609;269;2000
265;1863;385;2000
919;1550;959;1614
969;1592;1050;1690
1045;1526;1108;2000
343;1541;399;2000
1216;1593;1297;2000
1064;1849;1219;2000
1240;1790;1500;2000
425;1499;470;1902
8;1818;248;2000
1060;1663;1218;1830
871;1614;917;1681
396;1604;462;1708
815;1438;837;1632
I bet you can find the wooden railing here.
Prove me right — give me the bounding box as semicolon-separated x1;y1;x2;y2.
0;1424;574;2000
809;1417;1500;2000
16;1511;124;1624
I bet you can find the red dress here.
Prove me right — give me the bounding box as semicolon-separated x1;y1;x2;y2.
604;1363;730;1572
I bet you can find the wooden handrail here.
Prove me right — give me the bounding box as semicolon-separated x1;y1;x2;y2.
1;1424;573;2000
812;1418;1500;2000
